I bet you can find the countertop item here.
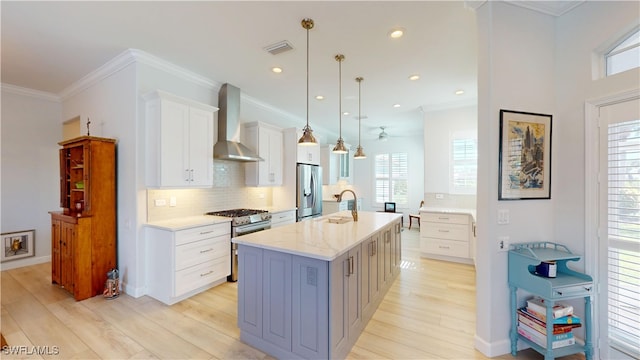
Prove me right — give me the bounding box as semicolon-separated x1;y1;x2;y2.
420;207;476;221
232;210;402;260
146;215;231;231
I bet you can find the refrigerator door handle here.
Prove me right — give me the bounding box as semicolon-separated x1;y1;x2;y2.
310;171;317;208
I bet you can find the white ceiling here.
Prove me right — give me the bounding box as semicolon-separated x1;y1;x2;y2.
0;1;582;142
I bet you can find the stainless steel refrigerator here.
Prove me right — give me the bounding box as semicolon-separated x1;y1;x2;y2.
296;163;322;221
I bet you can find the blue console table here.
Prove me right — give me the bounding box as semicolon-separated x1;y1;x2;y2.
508;242;593;360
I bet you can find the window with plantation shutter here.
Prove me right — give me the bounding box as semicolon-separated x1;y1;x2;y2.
450;137;477;194
375;152;408;205
607;118;640;358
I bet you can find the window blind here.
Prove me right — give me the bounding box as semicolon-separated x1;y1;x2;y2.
607;118;640;358
375;152;408;204
451;138;477;193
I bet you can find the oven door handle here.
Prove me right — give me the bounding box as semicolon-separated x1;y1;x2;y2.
234;222;271;237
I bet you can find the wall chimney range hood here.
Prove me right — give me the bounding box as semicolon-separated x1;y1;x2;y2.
213;83;263;162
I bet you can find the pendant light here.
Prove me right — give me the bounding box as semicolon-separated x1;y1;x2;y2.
298;18;318;146
353;77;367;159
332;54;348;154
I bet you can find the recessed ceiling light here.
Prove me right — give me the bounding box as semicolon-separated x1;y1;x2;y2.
271;67;283;73
315;95;324;100
409;74;420;81
343;111;350;116
455;89;465;95
393;104;401;108
389;28;405;39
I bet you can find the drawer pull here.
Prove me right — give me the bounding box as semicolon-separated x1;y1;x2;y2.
438;245;451;249
438;229;450;233
438;216;449;220
200;248;214;253
199;230;214;235
200;270;214;277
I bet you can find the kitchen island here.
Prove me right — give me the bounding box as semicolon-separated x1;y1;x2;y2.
232;210;403;359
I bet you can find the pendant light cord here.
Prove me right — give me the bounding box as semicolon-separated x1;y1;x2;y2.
306;25;310;129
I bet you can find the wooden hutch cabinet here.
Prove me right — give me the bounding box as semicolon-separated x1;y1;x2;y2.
50;136;116;301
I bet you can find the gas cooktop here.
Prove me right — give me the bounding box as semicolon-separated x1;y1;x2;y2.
205;208;271;226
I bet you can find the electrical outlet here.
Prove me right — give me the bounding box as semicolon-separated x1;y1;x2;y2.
435;193;444;199
169;197;177;207
154;199;167;207
498;236;510;252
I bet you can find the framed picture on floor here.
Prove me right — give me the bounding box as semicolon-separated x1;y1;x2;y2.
499;109;552;200
1;229;35;262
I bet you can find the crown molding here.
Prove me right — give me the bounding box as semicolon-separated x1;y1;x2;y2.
131;49;223;92
58;49;137;100
1;83;61;102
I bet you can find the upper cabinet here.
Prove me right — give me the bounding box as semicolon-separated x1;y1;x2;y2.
144;91;218;188
243;122;283;186
296;129;321;165
320;144;353;185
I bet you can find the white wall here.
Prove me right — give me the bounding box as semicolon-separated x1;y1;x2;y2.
475;2;556;356
0;88;61;270
475;1;640;357
61;62;139;294
352;134;424;219
424;104;477;208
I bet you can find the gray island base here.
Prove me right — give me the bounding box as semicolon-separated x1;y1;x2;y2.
233;211;403;359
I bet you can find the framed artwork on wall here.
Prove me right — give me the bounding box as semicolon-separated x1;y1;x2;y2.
499;109;552;200
1;229;35;262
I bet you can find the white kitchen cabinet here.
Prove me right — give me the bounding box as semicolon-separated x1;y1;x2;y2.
296;130;320;165
243;122;283;186
270;209;296;228
320;144;353;184
420;210;474;264
144;90;217;188
146;222;230;305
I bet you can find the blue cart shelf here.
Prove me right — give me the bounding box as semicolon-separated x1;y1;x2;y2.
508;242;593;360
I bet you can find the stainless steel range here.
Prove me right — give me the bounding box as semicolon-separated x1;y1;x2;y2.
206;208;271;281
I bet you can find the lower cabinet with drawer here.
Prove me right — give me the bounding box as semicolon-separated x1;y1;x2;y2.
270;209;296;228
420;211;475;264
146;222;231;305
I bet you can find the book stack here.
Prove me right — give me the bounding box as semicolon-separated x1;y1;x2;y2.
517;297;582;349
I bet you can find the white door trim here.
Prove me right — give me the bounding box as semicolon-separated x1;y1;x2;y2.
584;88;640;360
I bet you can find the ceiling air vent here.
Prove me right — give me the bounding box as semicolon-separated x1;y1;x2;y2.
264;40;294;55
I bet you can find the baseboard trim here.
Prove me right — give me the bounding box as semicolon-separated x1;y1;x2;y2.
0;255;51;271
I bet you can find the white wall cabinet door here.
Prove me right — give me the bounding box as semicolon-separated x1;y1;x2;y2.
244;122;283;186
145;90;216;188
187;106;214;186
320;144;352;185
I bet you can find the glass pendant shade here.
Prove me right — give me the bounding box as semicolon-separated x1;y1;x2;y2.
333;54;347;154
298;18;318;146
354;76;366;159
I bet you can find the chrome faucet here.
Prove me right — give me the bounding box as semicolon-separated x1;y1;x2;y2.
337;189;358;222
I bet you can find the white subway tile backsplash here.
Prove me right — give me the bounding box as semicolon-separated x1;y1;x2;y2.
147;160;273;222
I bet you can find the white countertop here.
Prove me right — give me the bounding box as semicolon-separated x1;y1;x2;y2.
232;210;402;261
420;207;476;221
145;215;231;231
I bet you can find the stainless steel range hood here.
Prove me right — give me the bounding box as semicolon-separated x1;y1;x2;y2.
213;83;263;162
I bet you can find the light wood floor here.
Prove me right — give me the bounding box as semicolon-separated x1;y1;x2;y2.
1;228;584;359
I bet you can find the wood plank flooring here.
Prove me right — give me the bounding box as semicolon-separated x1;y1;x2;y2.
1;228;584;359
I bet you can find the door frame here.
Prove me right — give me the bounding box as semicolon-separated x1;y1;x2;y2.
584;88;640;359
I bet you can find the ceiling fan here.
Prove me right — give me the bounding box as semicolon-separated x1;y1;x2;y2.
378;126;389;141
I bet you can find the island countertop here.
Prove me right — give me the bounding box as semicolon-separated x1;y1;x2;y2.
232;210;402;261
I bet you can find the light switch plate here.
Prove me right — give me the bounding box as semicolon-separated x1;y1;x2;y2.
498;209;510;224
